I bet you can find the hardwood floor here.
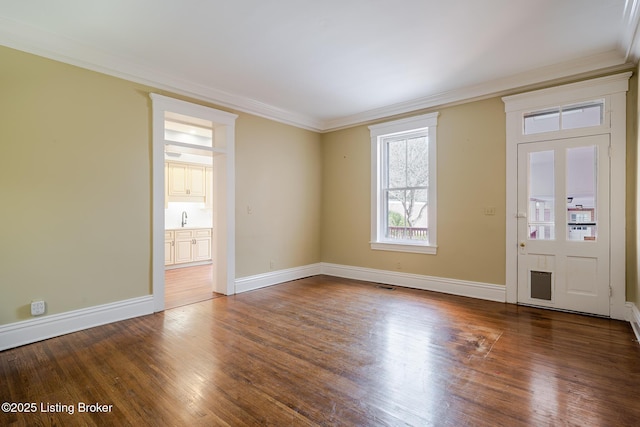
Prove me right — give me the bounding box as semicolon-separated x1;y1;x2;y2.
1;275;639;426
165;264;222;309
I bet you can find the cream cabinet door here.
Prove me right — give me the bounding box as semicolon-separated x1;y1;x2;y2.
193;229;212;261
188;165;205;197
164;231;174;265
174;230;194;264
167;162;206;200
167;163;189;196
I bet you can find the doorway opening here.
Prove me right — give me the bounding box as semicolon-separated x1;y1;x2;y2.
151;94;238;312
164;135;217;309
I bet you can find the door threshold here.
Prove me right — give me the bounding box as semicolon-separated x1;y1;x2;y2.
517;302;610;319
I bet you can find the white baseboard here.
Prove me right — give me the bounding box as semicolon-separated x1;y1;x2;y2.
320;263;506;303
235;263;322;294
8;265;632;351
0;263;509;351
235;262;506;302
626;302;640;343
0;296;154;351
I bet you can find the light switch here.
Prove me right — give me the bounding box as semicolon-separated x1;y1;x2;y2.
483;206;496;216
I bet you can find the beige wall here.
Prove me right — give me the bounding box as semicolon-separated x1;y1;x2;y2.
0;46;323;325
321;87;639;295
1;43;637;327
321;98;507;285
235;114;322;277
0;46;151;324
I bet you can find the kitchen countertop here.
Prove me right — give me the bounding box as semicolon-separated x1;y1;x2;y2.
166;226;212;231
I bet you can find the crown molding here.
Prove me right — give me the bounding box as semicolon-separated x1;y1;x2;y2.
321;50;631;132
622;0;640;61
0;16;325;132
0;16;634;134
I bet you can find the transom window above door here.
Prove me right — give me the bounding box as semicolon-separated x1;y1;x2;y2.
523;99;604;135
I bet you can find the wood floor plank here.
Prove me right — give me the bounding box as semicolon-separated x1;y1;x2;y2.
165;264;222;309
1;275;639;426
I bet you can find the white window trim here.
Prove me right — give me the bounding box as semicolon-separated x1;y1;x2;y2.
369;112;439;255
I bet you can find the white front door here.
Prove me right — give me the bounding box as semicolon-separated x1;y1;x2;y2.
517;134;610;316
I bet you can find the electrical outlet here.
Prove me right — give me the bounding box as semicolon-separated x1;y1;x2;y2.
31;300;46;316
269;260;275;270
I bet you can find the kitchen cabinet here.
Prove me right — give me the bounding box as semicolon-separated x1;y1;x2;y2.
166;228;212;266
164;230;174;265
174;230;194;264
193;229;212;261
166;162;206;202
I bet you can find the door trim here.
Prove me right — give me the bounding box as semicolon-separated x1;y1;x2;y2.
150;94;238;312
503;73;630;320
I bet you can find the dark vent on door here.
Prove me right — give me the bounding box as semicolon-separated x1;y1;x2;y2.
531;271;552;300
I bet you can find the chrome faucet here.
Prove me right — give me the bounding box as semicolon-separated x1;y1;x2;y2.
181;211;188;227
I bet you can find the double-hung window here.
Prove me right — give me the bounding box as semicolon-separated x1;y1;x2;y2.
369;112;438;254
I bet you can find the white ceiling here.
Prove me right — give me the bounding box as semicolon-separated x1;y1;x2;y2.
0;0;638;131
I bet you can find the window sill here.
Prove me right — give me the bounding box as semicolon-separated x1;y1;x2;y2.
371;241;438;255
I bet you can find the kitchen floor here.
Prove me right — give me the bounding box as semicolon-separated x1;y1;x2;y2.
164;264;223;309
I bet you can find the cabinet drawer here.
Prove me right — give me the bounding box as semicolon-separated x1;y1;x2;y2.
194;229;212;238
164;230;174;241
174;230;193;240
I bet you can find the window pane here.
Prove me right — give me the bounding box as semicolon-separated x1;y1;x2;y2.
386;189;428;241
523;101;604;136
386;190;406;239
387;139;406;188
528;150;555;240
405;190;427;232
524;109;560;135
561;103;602;130
567;145;597;241
406;136;428;187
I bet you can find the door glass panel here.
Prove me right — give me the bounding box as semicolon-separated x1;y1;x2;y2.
528;150;555;240
566;146;597;241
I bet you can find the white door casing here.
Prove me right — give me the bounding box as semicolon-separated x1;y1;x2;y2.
150;94;238;312
503;72;630;320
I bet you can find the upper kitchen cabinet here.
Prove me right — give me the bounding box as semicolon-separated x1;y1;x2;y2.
167;161;206;201
163;112;216;203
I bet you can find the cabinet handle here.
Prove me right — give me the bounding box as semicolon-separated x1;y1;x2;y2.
186;189;191;195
